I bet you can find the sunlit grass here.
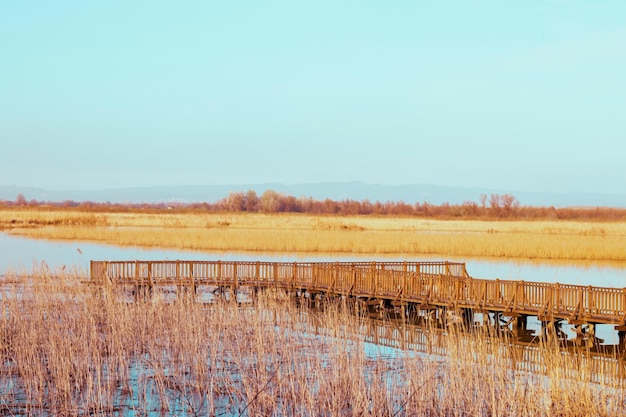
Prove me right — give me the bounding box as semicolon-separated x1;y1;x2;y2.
1;209;626;261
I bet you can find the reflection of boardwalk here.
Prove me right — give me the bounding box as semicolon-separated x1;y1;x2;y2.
90;260;626;349
308;313;625;386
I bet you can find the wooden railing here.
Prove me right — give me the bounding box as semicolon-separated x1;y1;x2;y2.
90;260;626;326
90;260;468;281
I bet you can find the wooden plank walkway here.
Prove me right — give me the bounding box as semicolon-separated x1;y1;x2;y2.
90;260;626;328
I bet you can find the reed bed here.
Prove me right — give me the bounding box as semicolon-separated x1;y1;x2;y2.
2;210;626;262
1;269;625;416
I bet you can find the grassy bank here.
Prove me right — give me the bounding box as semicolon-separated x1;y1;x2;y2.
1;209;626;262
0;270;623;416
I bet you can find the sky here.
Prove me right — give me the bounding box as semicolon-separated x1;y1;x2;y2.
1;1;625;194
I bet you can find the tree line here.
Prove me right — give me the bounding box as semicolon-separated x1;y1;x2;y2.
214;190;626;220
3;191;626;221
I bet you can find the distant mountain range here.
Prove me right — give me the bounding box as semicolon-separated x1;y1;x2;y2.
1;182;626;208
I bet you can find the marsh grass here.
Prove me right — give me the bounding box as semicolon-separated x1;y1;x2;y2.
1;269;625;416
2;210;626;261
0;210;108;230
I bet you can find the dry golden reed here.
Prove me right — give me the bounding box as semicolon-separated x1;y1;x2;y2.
0;268;624;416
2;209;626;262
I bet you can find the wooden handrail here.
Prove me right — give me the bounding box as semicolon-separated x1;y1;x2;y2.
90;260;626;325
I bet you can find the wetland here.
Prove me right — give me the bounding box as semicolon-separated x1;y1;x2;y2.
1;208;626;415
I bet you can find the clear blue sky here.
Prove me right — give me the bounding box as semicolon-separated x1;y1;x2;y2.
1;1;625;194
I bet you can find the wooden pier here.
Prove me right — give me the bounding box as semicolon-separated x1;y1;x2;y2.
90;259;626;348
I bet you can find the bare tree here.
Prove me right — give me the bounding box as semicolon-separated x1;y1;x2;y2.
245;190;258;212
489;194;501;216
501;194;520;216
260;190;281;213
479;194;487;216
226;192;245;211
16;194;27;206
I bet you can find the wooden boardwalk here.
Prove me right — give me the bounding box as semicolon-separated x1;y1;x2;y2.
89;259;626;382
91;259;626;331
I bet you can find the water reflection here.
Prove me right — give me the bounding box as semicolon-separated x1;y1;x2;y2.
465;258;626;288
1;232;625;288
0;233;287;274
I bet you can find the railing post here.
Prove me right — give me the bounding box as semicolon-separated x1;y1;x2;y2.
415;271;422;297
622;288;626;325
495;279;500;303
547;286;553;319
352;266;357;297
402;268;407;299
148;261;154;288
482;280;487;310
374;267;379;297
188;261;195;292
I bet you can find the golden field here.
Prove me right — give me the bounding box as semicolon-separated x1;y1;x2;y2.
1;208;626;262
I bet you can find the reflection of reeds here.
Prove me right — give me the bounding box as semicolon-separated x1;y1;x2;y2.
2;210;626;261
1;270;624;416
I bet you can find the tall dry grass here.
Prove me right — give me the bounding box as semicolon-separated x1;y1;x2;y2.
1;268;624;416
2;209;626;261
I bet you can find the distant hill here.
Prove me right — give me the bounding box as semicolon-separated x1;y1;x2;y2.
2;182;626;208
